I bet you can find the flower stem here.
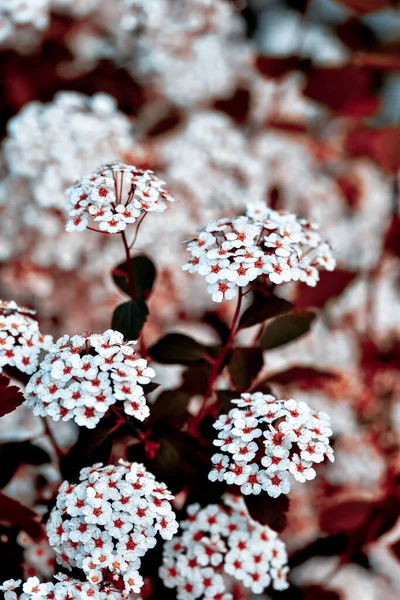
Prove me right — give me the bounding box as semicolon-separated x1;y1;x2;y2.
43;417;65;460
120;230;136;299
188;288;243;434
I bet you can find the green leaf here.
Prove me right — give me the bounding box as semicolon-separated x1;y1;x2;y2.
151;389;191;422
239;293;293;329
112;299;149;340
148;333;210;365
260;311;316;350
228;347;264;391
112;255;156;300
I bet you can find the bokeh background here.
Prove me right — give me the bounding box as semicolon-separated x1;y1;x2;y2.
0;0;399;598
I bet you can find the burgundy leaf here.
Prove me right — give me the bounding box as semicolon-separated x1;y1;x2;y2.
346;125;400;174
267;367;338;387
303;65;379;116
0;374;25;418
245;493;290;533
0;492;43;540
319;499;373;534
228;347;264;391
296;270;357;309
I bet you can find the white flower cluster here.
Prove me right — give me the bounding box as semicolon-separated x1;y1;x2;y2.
65;161;175;233
0;300;52;375
0;0;50;53
24;329;154;427
209;393;334;497
160;493;289;597
183;206;336;302
46;461;177;596
0;573;132;599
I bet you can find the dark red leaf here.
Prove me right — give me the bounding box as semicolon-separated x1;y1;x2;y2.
267;367;338;387
303;65;379;116
332;0;390;14
264;119;308;134
319;499;373;534
228;347;264;391
150;389;191;422
148;110;184;137
304;586;341;600
0;492;43;540
296;270;357;309
346;125;400;174
336;174;362;209
260;311;316;350
214;88;251;125
255;54;304;79
245;493;290;532
384;214;400;258
148;333;210;365
0;375;25;418
239;294;293;330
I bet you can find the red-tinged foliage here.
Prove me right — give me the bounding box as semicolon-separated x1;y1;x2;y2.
266;367;338;388
319;499;373;534
245;493;290;533
0;374;25;418
332;0;391;14
147;110;185;138
303;65;379;116
214;87;251;124
303;586;340;600
336;174;362;209
0;492;43;540
295;270;357;309
255;54;306;79
228;347;264;391
264;119;308;134
384;214;400;258
351;51;400;71
346;125;400;174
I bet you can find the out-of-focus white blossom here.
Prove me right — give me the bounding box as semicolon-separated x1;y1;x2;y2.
25;329;155;427
46;460;177;595
0;0;50;53
160;493;289;597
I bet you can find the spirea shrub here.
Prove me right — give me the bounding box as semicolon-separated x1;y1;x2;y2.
24;330;155;427
209;393;334;497
0;300;52;375
46;461;177;595
160;493;289;597
1;157;338;599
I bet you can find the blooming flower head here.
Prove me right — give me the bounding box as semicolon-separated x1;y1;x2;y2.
0;300;52;375
210;392;334;497
46;461;177;596
24;329;155;427
182;205;335;302
159;493;289;597
0;572;133;599
65;161;175;233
